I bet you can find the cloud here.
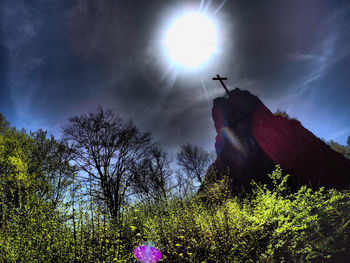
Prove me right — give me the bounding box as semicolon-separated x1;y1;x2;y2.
1;0;350;151
293;6;350;95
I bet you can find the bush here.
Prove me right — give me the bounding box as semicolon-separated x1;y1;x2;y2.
125;166;350;262
274;109;298;121
2;165;350;262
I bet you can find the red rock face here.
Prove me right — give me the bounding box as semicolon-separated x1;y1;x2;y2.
202;88;350;193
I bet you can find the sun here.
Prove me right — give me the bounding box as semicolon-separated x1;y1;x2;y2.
165;13;217;69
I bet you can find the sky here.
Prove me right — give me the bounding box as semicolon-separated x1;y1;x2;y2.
1;0;350;154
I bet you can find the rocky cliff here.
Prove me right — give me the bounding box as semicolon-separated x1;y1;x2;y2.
201;88;350;193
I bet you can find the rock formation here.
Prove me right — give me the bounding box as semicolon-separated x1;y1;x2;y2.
200;88;350;194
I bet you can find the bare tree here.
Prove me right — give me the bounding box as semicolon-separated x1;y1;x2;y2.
131;147;173;205
176;143;215;184
174;169;196;200
62;107;152;219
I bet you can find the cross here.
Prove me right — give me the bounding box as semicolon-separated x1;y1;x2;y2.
212;74;230;96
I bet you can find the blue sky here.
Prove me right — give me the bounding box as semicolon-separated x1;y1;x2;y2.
1;0;349;153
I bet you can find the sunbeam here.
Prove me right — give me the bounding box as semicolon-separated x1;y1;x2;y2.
213;0;228;16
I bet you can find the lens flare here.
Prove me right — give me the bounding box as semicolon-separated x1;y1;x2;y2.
221;127;246;155
133;241;162;263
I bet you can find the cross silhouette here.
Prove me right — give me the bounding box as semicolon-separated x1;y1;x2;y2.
212;74;230;96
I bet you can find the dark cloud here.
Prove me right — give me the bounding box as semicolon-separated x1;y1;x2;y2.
0;10;11;118
1;0;350;151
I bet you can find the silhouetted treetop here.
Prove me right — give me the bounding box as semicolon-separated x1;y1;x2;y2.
0;113;10;133
177;143;214;184
62;106;154;218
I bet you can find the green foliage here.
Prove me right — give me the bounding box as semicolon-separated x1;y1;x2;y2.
0;113;10;134
274;109;298;121
1;112;350;262
328;139;350;159
0;128;35;208
2;157;350;262
123;166;350;262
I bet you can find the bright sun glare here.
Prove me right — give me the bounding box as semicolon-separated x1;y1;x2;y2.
165;13;217;69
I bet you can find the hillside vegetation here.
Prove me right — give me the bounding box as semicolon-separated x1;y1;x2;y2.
1;111;350;262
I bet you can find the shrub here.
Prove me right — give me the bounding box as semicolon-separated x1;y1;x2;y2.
124;166;350;262
2;165;350;262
